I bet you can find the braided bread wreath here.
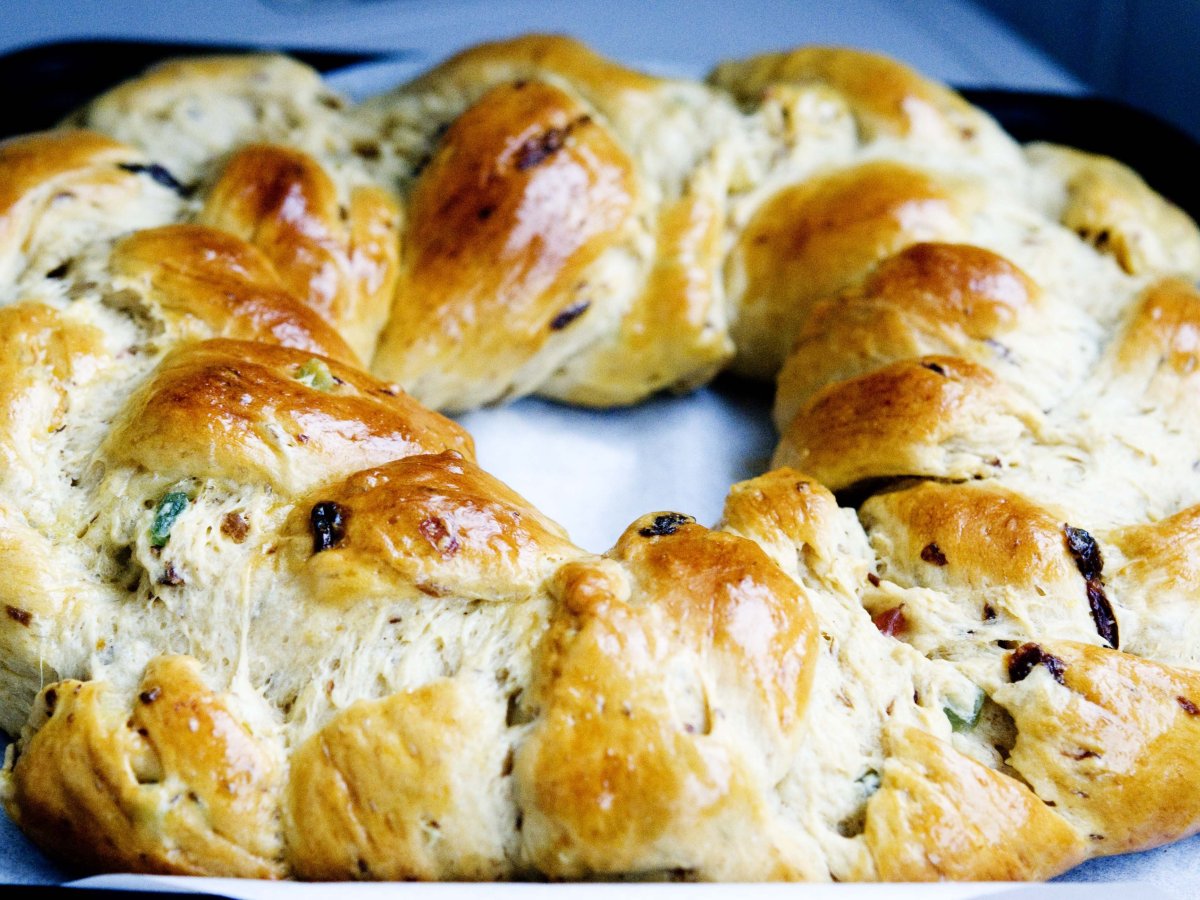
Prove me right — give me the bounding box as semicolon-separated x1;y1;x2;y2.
2;33;1200;883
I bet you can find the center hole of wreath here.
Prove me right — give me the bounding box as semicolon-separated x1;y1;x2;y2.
455;380;776;553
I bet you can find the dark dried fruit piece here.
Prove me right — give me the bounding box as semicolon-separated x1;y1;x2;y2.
5;605;31;626
1063;525;1102;580
1084;581;1119;648
158;563;184;587
1008;642;1066;685
117;161;189;195
1063;524;1119;648
638;512;695;537
138;686;162;704
221;512;249;543
549;301;591;331
920;542;948;566
310;501;349;554
515;127;567;171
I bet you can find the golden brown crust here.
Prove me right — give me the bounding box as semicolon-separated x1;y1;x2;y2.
1106;505;1200;667
0;130;131;223
373;80;637;410
199;144;400;360
857;241;1037;340
858;482;1110;654
541;187;733;406
398;33;661;112
710;47;987;142
360;30;745;412
0;302;106;446
516;516;820;879
720;468;847;581
1027;142;1200;277
286;677;514;880
112;224;358;364
284;451;576;606
1111;503;1200;589
774;356;1039;491
0;130;170;281
729;163;975;378
775;243;1039;426
863;726;1085;880
861;481;1076;595
997;642;1200;855
105;339;474;494
1114;278;1200;376
608;515;819;736
6;656;283;877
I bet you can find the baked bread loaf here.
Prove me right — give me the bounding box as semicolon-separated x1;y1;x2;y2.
2;34;1200;882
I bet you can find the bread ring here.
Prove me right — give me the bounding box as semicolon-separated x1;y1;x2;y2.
3;34;1200;883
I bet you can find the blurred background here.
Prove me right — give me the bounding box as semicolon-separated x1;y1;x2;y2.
4;1;1195;137
975;0;1199;143
0;3;1103;97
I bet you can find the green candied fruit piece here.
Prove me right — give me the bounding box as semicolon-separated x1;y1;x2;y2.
150;491;190;548
294;358;337;392
944;687;985;733
856;768;881;797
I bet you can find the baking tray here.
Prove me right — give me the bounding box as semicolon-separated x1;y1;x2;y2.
1;37;1198;898
0;39;390;138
